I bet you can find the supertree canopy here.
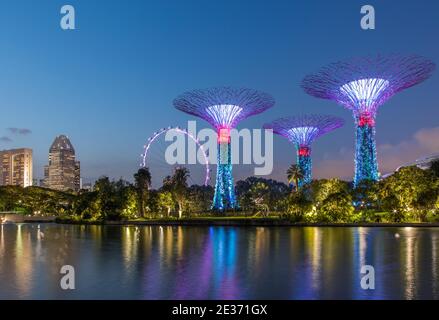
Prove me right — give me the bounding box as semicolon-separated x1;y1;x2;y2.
174;87;275;210
264;115;344;188
301;54;435;185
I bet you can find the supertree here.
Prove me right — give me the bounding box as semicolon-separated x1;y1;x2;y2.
174;87;275;210
264;115;344;188
302;54;435;185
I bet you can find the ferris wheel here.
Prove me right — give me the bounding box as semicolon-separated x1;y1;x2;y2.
140;126;211;187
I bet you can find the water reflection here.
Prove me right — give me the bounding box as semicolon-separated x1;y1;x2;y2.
0;224;438;299
403;227;417;299
432;233;438;297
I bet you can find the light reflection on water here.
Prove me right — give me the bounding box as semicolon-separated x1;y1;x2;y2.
0;224;438;300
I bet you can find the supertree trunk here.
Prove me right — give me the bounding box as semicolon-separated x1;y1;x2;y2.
212;128;237;210
297;145;312;188
354;113;378;186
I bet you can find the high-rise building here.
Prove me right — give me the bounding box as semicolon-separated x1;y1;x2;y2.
44;135;80;192
0;148;33;187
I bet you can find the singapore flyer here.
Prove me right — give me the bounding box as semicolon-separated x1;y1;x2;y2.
140;126;211;188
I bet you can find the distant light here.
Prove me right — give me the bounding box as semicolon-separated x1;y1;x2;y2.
206;104;242;128
287;126;319;145
340;78;390;113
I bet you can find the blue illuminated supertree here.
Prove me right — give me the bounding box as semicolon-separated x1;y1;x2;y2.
264;115;344;188
302;54;435;186
174;87;275;210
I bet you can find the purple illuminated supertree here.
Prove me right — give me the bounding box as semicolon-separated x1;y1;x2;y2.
302;54;435;185
174;87;275;210
264;115;344;188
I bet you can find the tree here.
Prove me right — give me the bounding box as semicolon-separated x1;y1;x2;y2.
93;177;115;220
413;188;438;222
309;178;350;205
236;177;289;213
90;177;138;221
134;167;151;218
430;159;439;178
248;182;270;216
283;190;312;222
318;191;355;222
171;167;189;218
118;184;138;220
74;190;101;220
352;180;378;209
157;191;174;217
379;166;438;222
306;179;353;222
287;164;304;192
186;185;214;214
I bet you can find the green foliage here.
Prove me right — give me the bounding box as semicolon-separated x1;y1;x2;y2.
283;190;313;222
248;182;270;216
317;191;354;222
305;179;354;222
156;191;174;217
352;180;379;211
429;159;439;178
134;167;151;218
286;164;304;192
162;167;190;218
236;177;289;214
2;164;438;224
0;185;74;215
87;177;139;221
378;166;438;222
186;185;214;214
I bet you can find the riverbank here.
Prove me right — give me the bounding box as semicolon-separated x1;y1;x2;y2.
55;217;439;227
0;213;56;223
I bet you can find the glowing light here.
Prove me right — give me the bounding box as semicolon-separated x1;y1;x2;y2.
218;127;231;144
287;127;319;146
358;112;375;127
340;78;389;114
206;104;242;129
298;146;311;157
264;115;344;188
297;149;312;187
174;87;275;211
354;119;378;185
212;141;236;210
302;55;436;185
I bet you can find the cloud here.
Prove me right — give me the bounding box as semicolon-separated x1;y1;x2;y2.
314;126;439;180
0;136;12;143
8;127;32;135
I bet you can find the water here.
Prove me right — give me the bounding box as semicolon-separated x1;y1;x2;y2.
0;223;438;299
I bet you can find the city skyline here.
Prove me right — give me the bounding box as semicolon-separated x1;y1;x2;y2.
0;1;438;185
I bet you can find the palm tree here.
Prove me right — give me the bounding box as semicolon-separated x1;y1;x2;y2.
287;164;304;192
134;167;151;218
171;167;189;218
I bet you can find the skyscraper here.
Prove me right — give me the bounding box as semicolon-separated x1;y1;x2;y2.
44;135;81;192
0;148;33;187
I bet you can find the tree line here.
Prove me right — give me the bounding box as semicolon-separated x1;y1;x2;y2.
1;161;439;223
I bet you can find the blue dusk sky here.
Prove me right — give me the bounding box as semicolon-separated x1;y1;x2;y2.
0;0;438;186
